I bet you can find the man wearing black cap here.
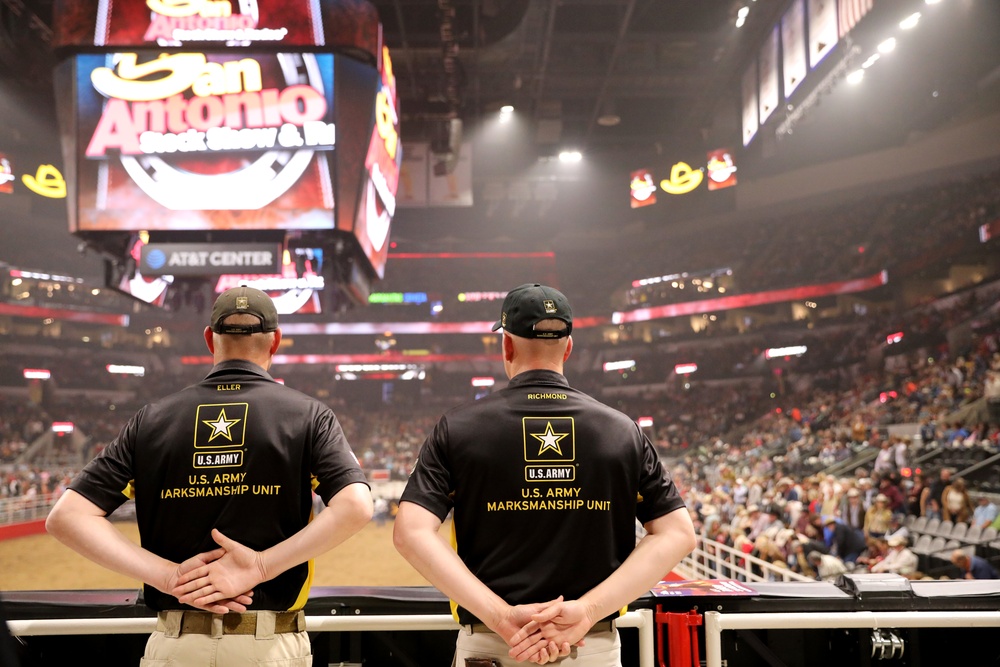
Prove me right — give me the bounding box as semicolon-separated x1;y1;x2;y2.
394;283;696;666
46;285;372;666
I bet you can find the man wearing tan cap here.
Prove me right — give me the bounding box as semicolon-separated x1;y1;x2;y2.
47;286;373;665
871;535;918;576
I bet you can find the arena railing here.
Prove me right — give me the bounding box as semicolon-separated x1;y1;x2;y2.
679;534;815;583
702;609;1000;667
7;609;659;667
0;493;56;526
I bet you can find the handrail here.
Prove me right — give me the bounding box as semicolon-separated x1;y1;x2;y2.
8;609;657;667
703;610;1000;667
679;534;814;583
822;447;878;479
0;493;57;526
954;450;1000;479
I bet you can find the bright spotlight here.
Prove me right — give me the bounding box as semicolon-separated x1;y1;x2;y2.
500;105;514;114
738;6;749;18
924;0;940;4
558;150;582;163
878;37;897;54
846;69;865;85
498;105;514;123
899;12;920;29
862;53;880;68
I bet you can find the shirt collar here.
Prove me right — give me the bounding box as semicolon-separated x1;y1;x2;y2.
507;369;570;388
206;359;274;381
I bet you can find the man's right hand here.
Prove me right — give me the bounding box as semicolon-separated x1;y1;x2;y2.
494;597;576;664
508;599;596;662
171;529;267;609
172;545;255;613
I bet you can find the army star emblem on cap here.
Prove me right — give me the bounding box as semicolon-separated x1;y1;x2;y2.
543;299;556;313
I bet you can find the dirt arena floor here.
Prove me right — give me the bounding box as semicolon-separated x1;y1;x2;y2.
0;519;440;592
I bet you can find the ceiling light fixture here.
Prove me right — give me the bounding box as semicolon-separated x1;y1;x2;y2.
597;101;620;127
899;12;921;29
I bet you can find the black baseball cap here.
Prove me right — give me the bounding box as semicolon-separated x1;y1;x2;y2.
491;283;572;339
210;286;278;334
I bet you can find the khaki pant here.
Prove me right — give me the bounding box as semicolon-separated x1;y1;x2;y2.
453;626;621;667
141;610;311;667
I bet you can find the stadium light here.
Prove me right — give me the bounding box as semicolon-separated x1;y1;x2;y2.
846;69;865;85
764;345;807;359
106;364;145;376
899;13;920;29
878;37;897;54
558;150;582;163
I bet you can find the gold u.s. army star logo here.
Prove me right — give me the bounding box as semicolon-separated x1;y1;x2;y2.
523;416;575;482
531;422;568;456
543;299;557;313
194;403;249;449
203;408;241;442
523;417;574;462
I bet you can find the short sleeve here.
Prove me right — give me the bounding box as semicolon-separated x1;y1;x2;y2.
399;417;455;521
635;429;686;525
69;410;141;515
310;408;370;504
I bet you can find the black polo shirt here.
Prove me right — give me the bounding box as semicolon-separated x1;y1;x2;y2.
400;369;685;624
70;359;368;611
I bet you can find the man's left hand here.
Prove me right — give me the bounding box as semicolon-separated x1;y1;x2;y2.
508;599;595;662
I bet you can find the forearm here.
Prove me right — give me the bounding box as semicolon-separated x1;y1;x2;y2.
579;509;696;622
46;490;174;592
393;503;508;629
259;482;372;580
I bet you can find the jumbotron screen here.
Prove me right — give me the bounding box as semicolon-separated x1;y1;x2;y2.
54;0;398;283
73;51;336;232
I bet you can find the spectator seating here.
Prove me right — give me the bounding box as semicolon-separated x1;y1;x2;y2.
911;534;933;555
950;522;968;541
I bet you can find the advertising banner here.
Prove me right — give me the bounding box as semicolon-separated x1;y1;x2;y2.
140;242;282;275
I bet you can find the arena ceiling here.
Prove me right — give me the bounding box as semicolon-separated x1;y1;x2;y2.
0;0;999;321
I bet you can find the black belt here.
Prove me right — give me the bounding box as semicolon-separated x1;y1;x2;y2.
469;620;615;634
159;611;304;636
